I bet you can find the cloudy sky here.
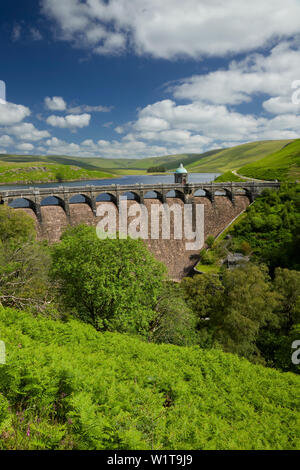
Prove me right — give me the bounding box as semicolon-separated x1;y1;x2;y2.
0;0;300;159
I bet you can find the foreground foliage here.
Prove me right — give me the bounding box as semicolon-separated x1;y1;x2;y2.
0;307;299;450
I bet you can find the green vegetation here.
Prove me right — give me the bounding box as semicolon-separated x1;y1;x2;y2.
0;183;300;449
147;166;166;173
50;225;166;334
0;160;115;184
194;264;221;274
230;185;300;271
238;139;300;182
186;140;291;173
214;171;246;182
198;185;299;273
0;307;299;450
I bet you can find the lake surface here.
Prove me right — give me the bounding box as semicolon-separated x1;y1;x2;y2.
0;173;220;191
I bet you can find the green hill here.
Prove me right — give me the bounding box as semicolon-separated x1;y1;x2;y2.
0;307;299;450
0;160;115;184
186;140;292;173
238;139;300;181
42;140;292;173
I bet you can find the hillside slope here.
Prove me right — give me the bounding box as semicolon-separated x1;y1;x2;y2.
0;307;299;450
238;139;300;181
0;160;115;184
187;140;292;172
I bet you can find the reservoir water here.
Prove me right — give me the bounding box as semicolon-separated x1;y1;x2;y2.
0;172;220;191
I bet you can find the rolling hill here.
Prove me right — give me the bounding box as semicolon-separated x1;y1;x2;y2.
186;140;292;173
0;160;115;184
238;139;300;181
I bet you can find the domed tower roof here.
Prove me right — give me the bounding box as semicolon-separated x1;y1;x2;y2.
175;163;188;174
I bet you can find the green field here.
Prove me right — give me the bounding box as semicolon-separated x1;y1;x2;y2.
0;306;299;450
238;139;300;181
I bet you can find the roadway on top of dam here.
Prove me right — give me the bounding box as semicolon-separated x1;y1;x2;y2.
0;180;282;199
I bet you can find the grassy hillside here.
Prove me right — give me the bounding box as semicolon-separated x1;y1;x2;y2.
214;171;245;182
44;150;222;172
0;307;299;450
238;139;300;181
0;160;115;184
187;140;292;172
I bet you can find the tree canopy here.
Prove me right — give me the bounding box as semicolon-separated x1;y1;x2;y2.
50;225;167;335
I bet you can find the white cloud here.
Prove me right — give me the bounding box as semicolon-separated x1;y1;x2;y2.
115;126;124;134
4;123;50;141
45;96;67;111
0;149;7;154
172;41;300;106
263;97;300;114
0;135;13;147
42;0;300;59
46;113;91;129
45;137;81;154
0;102;31;125
16;143;34;152
134;116;170;132
68;104;112;113
43;135;168;158
134;99;263;141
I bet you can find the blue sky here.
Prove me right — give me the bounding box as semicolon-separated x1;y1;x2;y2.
0;0;300;159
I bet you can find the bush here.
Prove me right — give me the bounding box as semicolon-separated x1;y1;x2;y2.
200;249;217;265
0;205;35;244
205;236;215;248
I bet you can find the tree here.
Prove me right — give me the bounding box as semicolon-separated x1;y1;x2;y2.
50;225;167;335
273;268;300;331
0;240;51;311
181;274;223;349
0;205;51;312
0;205;35;244
211;264;279;361
182;265;279;362
149;282;197;346
182;274;223;322
257;268;300;371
